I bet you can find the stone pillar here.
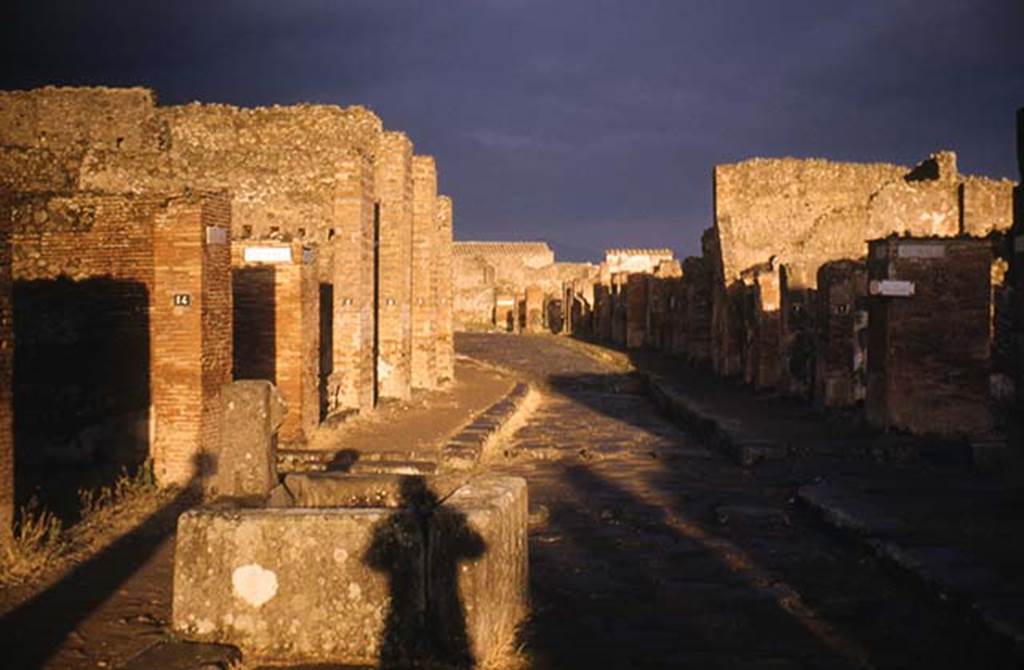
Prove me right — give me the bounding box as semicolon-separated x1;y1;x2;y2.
330;154;376;414
151;193;233;487
814;260;868;409
434;195;455;383
375;132;414;400
625;274;648;349
0;225;12;544
524;285;544;334
411;156;438;390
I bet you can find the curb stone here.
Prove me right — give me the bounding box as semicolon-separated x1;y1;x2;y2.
798;480;1024;657
643;372;786;466
439;382;533;472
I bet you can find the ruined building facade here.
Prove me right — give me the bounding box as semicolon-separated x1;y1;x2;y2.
565;149;1016;443
0;86;456;532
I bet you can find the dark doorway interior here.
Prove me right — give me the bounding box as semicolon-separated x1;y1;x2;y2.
319;282;333;421
13;277;150;523
232;266;276;383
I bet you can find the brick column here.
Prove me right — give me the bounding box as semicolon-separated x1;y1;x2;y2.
330;154;376;413
151;193;232;487
434;195;455;383
0;225;12;544
232;241;319;444
375;132;413;400
411;156;438;390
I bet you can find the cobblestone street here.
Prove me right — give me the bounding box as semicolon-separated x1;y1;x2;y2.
458;333;1017;669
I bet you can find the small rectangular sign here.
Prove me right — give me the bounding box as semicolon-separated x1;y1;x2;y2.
869;279;915;297
244;246;292;263
898;242;945;259
495;298;515;306
173;293;192;307
205;226;228;245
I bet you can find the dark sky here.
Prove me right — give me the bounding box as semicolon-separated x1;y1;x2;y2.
2;1;1022;260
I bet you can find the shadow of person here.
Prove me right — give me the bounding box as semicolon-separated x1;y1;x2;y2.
366;476;485;669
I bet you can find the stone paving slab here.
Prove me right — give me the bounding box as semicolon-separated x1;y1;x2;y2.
799;480;1024;657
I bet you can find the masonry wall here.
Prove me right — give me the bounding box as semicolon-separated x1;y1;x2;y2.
524;285;545;334
411;156;438;390
0;226;12;542
154;195;233;485
779;266;817;397
434;195;455;382
625;274;649;349
4;190;231;485
866;237;993;437
814;260;868;408
330;154;377;413
375;132;414;400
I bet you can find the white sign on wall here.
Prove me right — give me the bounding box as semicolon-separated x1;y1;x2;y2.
869;279;916;297
205;226;228;245
898;242;945;259
244;246;292;263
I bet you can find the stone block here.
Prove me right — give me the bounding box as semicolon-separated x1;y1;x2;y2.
207;381;286;501
173;505;425;667
173;474;528;667
428;476;529;666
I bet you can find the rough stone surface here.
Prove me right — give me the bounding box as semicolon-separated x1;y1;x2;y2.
814;260;868;408
411;155;438;390
173;474;528;666
866;237;994;436
173;504;424;666
376;132;414;401
434;195;456;382
428;476;529;666
208;381;286;500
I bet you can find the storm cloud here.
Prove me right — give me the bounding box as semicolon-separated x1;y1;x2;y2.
2;0;1021;259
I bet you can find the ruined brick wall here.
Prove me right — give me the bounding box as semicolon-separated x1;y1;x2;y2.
814;260;868;408
434;195;455;382
411;156;437;389
866;237;993;437
4;190;232;485
779;266;817;398
330;155;376;413
375;132;414;400
452;242;559;328
961;176;1015;237
681;256;713;365
231;242;318;444
713;158;907;286
866;153;961;242
0;226;12;542
0;87;164;194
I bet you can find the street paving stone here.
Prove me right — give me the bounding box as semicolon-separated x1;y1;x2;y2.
458;333;1018;670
